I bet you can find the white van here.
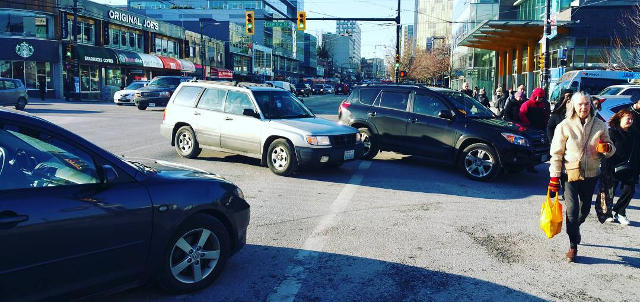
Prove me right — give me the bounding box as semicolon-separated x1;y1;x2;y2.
549;70;640;104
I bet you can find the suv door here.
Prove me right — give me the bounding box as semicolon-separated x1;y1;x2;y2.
220;90;262;155
195;87;227;148
407;92;457;159
0;122;152;301
367;89;411;150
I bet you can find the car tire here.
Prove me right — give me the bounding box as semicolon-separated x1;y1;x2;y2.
15;97;27;110
157;214;230;294
137;102;148;110
267;138;297;176
116;103;123;106
358;127;379;160
460;143;500;181
175;126;202;159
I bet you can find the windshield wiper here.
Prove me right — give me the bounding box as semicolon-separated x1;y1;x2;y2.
125;160;157;173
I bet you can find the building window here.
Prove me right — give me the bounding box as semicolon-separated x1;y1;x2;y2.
121;31;127;47
112;29;119;45
129;33;136;48
0;11;54;39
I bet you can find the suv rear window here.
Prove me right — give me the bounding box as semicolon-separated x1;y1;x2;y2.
359;88;381;105
173;86;203;107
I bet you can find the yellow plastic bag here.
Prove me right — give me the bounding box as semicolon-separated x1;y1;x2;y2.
540;190;563;238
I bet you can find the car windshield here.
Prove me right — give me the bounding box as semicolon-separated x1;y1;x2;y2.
580;78;628;95
599;87;624;95
148;77;183;88
126;82;146;90
441;91;495;118
252;90;313;119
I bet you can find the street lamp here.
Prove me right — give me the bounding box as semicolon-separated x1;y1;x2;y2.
199;18;220;79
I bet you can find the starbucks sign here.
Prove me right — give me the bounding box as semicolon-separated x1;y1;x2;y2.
15;42;34;58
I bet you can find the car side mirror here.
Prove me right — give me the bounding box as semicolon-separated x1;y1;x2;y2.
102;165;118;183
438;110;454;120
243;108;259;118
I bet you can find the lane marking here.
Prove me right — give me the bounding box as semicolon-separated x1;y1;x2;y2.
267;160;372;302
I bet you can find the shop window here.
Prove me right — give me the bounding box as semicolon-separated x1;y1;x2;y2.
80;65;99;92
0;61;11;78
168;40;175;56
121;32;127;47
155;37;162;53
112;29;119;46
0;11;53;39
129;33;136;49
137;34;143;50
105;68;121;87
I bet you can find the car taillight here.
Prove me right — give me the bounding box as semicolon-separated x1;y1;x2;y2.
339;101;351;115
162;109;166;121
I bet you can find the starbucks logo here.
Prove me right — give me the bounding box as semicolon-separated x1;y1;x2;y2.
16;42;34;58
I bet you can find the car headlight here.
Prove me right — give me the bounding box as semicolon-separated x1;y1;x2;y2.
135;92;141;98
234;187;245;200
160;91;171;97
501;133;529;146
306;135;331;146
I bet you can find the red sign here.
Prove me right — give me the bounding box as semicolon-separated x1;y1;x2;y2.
210;67;233;79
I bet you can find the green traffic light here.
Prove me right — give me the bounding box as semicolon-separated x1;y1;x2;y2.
395;63;400;69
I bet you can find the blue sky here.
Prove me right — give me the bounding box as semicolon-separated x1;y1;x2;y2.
92;0;415;59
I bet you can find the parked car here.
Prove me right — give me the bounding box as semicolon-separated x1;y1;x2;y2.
338;84;550;181
312;84;325;95
265;81;295;94
323;84;335;94
599;84;640;103
113;81;149;105
0;78;28;110
134;76;192;110
294;83;311;97
161;82;363;176
592;94;634;123
335;83;350;95
0;109;249;301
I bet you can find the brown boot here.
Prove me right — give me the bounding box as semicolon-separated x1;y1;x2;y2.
565;248;577;262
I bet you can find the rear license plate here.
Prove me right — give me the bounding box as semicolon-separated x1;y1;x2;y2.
149;103;155;107
344;150;355;160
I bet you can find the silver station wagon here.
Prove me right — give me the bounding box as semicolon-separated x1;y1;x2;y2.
160;81;363;175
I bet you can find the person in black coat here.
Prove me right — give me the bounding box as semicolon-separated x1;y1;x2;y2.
547;89;572;142
477;88;490;108
499;91;524;123
597;108;639;225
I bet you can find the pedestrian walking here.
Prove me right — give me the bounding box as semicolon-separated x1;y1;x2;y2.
499;90;525;123
461;82;473;97
477;88;490;108
519;87;550;131
597;109;638;225
38;76;46;101
496;87;508;112
517;84;527;102
472;86;479;99
591;96;602;112
548;91;615;262
547;90;573;142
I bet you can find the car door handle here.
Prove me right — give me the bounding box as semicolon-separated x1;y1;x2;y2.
225;116;233;121
368;112;377;117
409;118;418;123
0;215;28;226
193;111;201;116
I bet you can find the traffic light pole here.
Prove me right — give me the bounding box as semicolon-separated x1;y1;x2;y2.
542;0;551;94
395;0;401;84
72;0;79;99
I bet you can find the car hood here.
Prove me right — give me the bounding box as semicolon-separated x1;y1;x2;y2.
127;158;228;182
268;117;357;136
115;89;136;95
467;117;542;137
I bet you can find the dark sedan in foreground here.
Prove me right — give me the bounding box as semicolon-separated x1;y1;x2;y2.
0;109;249;301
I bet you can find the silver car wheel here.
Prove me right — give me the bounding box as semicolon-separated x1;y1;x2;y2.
361;132;371;151
464;149;494;178
271;146;288;171
178;132;193;154
169;228;221;284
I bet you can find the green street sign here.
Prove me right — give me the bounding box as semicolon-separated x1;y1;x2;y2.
265;21;290;28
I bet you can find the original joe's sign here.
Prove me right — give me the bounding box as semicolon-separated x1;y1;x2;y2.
108;10;159;31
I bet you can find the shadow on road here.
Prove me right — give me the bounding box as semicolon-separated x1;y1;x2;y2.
100;244;545;301
24;108;103;114
294;154;549;200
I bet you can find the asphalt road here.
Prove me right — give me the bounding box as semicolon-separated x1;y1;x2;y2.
22;94;640;301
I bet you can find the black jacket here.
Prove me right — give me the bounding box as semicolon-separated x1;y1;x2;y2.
497;94;508;110
603;127;640;182
499;98;523;123
629;105;640;134
461;89;473;97
477;94;490;107
546;112;564;142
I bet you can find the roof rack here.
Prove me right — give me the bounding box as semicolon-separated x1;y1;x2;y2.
236;82;273;88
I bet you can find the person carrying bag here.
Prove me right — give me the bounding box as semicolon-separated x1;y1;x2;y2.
548;91;615;262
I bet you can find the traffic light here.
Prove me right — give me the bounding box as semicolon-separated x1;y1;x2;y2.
65;42;73;60
245;11;255;35
394;54;400;69
399;70;407;78
539;54;545;70
297;11;306;31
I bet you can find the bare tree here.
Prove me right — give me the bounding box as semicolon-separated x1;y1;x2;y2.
602;3;640;71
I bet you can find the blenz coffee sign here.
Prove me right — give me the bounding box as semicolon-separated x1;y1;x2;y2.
108;10;159;30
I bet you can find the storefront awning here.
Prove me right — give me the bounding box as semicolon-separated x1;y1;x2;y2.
138;53;163;68
157;56;182;70
113;50;143;66
457;20;571;51
74;45;117;65
178;59;196;73
210;67;233;79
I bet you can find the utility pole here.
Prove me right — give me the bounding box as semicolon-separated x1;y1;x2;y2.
72;0;79;99
395;0;401;84
542;0;551;94
200;20;206;79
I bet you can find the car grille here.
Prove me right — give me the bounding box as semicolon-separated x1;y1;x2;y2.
142;92;159;97
330;134;356;148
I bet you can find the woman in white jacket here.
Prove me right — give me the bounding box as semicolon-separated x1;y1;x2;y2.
548;91;615;262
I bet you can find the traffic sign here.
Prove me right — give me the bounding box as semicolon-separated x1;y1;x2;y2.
265;21;290;28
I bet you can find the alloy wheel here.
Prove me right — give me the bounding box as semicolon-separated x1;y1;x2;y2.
464;149;494;178
169;228;221;284
178;132;193;154
271;146;288;171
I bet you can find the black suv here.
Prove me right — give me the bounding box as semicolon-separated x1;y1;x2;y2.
338;85;550;181
134;76;192;110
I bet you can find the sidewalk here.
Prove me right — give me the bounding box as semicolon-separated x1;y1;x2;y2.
29;97;113;105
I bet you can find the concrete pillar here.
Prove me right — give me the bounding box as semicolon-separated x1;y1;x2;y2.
527;41;535;93
498;51;505;88
506;49;513;89
516;45;523;86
